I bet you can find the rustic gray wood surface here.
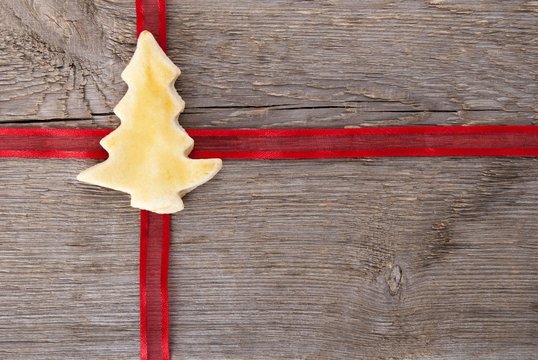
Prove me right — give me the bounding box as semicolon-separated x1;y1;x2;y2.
0;0;537;359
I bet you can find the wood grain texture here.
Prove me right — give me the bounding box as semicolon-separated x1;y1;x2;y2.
1;159;537;359
0;0;537;359
0;0;536;127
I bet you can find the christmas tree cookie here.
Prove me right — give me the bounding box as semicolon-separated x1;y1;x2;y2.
78;31;222;214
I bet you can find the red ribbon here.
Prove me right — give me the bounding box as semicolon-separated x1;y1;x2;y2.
1;126;538;159
136;0;169;359
136;0;167;50
140;211;170;360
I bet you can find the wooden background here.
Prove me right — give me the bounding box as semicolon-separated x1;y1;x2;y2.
0;0;536;359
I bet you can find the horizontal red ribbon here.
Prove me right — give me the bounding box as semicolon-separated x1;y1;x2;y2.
0;126;537;159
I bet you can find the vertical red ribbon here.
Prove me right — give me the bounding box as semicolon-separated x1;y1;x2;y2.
136;1;170;360
136;0;167;51
140;211;170;360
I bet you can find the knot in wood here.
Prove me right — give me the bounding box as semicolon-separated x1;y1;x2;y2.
387;265;402;296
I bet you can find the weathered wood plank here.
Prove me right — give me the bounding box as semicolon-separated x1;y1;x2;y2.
0;158;536;359
0;0;536;126
0;0;537;359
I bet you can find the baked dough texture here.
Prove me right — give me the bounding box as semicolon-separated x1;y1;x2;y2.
78;31;222;213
